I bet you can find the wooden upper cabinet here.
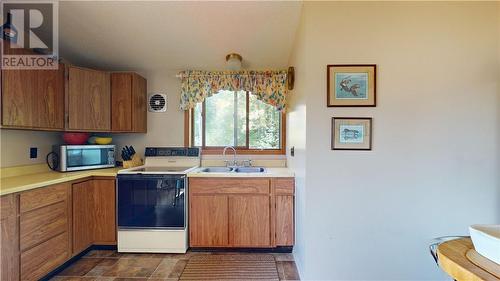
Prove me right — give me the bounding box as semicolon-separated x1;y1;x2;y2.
111;72;147;132
1;66;64;130
67;66;110;131
37;67;65;129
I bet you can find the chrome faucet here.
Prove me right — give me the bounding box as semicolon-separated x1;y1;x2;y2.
222;146;237;167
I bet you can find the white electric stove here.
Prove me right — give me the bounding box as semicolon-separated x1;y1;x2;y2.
116;147;200;253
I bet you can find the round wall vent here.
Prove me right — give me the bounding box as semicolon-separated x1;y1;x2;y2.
148;93;167;112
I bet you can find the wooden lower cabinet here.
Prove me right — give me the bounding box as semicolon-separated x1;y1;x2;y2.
189;177;294;248
229;195;271;247
92;179;116;244
0;194;20;281
19;183;71;281
190;195;229;247
72;180;95;254
275;195;294;246
0;177;116;281
73;178;117;254
20;232;70;281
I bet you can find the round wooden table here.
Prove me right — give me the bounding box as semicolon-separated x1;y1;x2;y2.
437;238;500;281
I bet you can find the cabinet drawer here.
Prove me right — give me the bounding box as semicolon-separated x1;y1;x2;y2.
20;201;68;251
1;194;18;219
190;178;270;194
274;178;295;195
20;183;68;213
21;232;69;281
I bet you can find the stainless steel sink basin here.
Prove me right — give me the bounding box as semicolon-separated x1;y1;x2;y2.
200;167;234;173
234;167;266;173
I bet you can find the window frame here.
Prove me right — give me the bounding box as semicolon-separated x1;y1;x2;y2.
184;91;286;155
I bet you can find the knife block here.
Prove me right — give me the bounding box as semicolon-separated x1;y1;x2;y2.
123;154;143;168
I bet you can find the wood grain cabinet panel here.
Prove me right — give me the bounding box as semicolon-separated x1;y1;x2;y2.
274;178;294;246
189;177;294;248
229;195;271;247
0;194;20;281
92;179;116;244
1;66;64;130
20;232;69;281
111;73;132;131
275;195;294;246
1;69;36;127
68;66;110;131
18;183;71;281
189;195;228;247
132;74;147;132
20;183;68;213
36;67;65;129
72;180;94;254
20;201;69;251
111;72;147;132
190;178;270;194
274;178;295;195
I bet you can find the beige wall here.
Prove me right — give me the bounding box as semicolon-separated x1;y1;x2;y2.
287;2;499;280
0;130;61;167
286;6;307;272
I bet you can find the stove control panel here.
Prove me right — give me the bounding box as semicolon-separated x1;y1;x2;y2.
145;147;200;157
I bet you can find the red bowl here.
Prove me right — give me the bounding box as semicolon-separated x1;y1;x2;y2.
63;133;90;145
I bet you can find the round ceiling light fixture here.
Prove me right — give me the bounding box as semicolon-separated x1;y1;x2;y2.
225;53;242;70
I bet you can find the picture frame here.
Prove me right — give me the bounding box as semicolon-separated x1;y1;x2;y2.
327;64;376;107
331;117;372;150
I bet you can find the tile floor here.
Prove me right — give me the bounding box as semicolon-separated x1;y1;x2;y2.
50;250;300;281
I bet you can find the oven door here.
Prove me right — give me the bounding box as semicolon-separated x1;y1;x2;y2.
117;174;186;229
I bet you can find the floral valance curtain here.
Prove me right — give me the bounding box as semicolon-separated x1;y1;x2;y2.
179;70;288;111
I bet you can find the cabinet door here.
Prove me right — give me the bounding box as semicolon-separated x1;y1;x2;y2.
132;74;147;132
1;66;64;129
72;181;94;254
111;73;132;131
229;195;271;247
189;195;228;247
20;232;69;281
68;67;110;131
0;194;19;281
92;179;116;244
275;195;294;246
36;66;65;129
1;69;36;127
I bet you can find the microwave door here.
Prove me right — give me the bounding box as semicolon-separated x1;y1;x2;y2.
59;145;116;172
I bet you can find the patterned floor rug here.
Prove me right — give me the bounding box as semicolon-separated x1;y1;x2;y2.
179;254;280;281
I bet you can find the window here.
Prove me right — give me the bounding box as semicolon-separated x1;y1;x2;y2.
189;90;285;154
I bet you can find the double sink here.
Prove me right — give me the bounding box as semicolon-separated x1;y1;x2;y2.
200;167;266;173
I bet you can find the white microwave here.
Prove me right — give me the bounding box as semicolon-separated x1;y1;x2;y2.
51;145;116;172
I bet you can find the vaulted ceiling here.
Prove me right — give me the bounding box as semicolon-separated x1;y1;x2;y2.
59;1;303;72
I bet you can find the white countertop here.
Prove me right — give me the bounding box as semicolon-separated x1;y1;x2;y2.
187;167;294;178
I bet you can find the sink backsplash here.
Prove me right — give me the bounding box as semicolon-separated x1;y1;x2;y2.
201;155;286;167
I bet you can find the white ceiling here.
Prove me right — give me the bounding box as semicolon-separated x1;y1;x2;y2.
59;1;303;72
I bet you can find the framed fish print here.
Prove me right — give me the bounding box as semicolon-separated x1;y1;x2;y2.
327;64;376;107
332;117;372;150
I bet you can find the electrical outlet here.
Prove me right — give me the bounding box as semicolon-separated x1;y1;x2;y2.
30;147;38;159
